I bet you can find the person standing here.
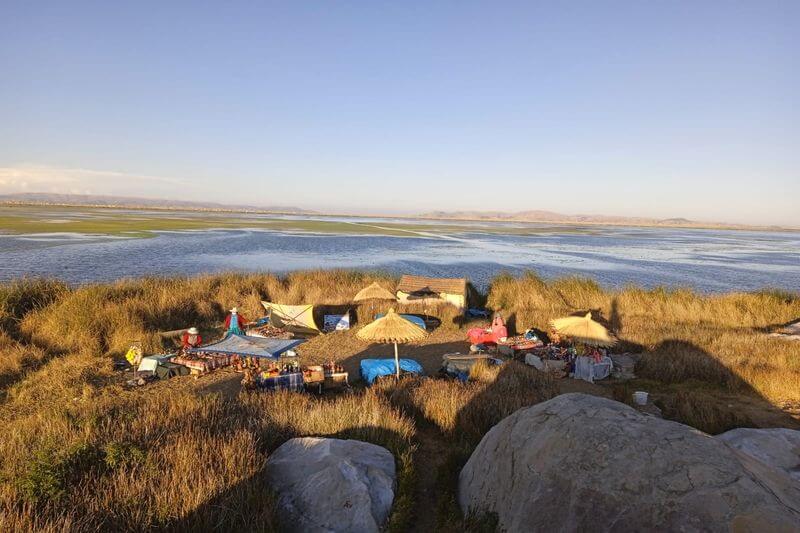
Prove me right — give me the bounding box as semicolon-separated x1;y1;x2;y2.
224;307;249;336
491;314;508;341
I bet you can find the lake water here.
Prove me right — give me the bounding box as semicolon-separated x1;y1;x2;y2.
1;219;799;292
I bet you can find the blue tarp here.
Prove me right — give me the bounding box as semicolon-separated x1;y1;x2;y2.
374;313;427;330
360;358;424;384
187;334;304;359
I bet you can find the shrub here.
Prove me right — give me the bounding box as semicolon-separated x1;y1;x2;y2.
16;442;101;504
102;441;146;470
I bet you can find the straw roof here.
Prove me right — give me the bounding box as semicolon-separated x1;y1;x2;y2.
353;282;397;302
550;312;616;347
397;275;467;295
357;308;427;344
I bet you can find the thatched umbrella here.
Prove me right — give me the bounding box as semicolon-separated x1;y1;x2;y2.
356;308;427;378
550;312;616;347
354;281;397;302
353;281;397;322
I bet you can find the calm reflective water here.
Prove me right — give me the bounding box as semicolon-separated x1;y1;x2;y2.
2;222;799;292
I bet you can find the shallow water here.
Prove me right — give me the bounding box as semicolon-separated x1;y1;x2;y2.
1;220;799;292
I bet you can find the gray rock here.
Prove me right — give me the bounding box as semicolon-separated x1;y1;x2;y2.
265;437;396;533
632;399;663;418
718;427;800;482
459;393;800;532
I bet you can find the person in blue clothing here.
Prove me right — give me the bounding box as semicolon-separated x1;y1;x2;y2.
224;307;249;336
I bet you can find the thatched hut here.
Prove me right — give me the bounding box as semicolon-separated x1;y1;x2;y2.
396;275;468;311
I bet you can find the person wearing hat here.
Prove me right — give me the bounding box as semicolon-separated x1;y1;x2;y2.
224;307;249;336
181;327;202;349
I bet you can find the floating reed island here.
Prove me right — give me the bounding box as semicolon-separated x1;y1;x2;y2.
0;270;798;531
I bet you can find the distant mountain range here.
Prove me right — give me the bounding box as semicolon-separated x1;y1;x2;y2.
0;192;314;214
420;210;788;230
0;193;794;231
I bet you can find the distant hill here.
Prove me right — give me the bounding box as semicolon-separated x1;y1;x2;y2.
420;210;791;231
0;193;314;214
2;193;794;231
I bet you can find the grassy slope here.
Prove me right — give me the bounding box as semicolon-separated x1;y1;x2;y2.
0;271;798;531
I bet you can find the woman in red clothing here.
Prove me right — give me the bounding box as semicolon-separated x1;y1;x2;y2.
490;315;508;341
181;327;202;349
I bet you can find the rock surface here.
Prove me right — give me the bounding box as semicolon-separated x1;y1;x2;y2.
459;393;800;532
718;427;800;482
265;437;396;533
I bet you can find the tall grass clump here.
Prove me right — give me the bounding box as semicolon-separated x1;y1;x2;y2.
0;332;51;396
0;361;417;531
16;270;468;360
0;279;67;338
656;390;755;434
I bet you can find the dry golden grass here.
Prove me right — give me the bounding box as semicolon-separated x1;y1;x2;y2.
488;272;800;402
18;271;463;359
655;389;756;435
0;269;798;531
376;361;558;445
0;358;416;531
0;333;51;397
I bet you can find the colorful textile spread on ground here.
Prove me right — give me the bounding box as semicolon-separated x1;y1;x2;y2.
172;354;231;373
248;323;295;339
255;371;304;391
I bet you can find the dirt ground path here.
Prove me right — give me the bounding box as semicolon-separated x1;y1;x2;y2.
408;421;449;532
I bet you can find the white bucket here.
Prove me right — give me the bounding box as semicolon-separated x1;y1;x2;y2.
633;391;648;406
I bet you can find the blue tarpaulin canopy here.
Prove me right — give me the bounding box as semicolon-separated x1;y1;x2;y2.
187;334;304;359
360;358;424;385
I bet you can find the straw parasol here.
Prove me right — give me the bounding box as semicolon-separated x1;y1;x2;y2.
550;312;616;347
353;282;397;302
353;282;397;323
357;308;427;378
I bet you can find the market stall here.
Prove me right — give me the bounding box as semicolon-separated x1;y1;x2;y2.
522;313;616;382
184;334;305;383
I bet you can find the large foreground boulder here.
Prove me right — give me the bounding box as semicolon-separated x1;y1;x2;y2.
265;437;396;533
718;427;800;482
459;393;800;532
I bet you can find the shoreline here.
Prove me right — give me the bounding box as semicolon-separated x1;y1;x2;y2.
1;269;797;300
2;201;798;234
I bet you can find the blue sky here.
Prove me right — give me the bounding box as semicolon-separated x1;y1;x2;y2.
1;1;798;225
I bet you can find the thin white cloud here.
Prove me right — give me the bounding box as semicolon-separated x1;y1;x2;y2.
0;164;200;198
